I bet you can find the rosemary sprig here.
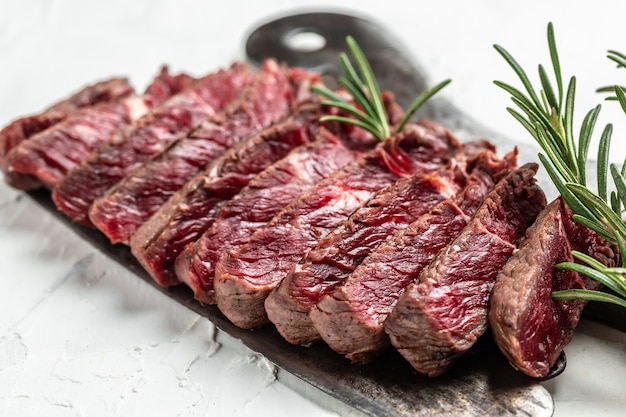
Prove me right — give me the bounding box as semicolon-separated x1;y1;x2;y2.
597;50;626;100
312;36;451;141
494;22;626;308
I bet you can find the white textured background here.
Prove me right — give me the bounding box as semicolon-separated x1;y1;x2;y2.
1;1;626;416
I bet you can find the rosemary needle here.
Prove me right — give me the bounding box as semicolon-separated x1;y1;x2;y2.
312;36;450;141
495;22;626;308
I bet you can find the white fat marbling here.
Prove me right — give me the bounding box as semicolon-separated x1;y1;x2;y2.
2;1;626;416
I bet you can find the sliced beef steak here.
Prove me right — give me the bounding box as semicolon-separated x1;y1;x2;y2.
1;78;137;189
4;68;191;190
0;76;134;164
5;100;146;190
132;92;398;289
267;161;466;346
384;163;546;377
89;60;315;245
489;197;617;378
176;129;358;303
141;66;197;106
307;150;517;361
213;120;462;329
52;62;251;225
272;149;516;347
131;99;326;289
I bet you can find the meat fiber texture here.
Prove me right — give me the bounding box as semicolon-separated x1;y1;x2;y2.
267;160;465;346
272;148;517;349
89;59;315;245
489;197;617;378
384;163;546;377
52;62;252;225
130;98;326;289
141;66;198;106
176;129;359;304
4;68;193;191
132;91;399;290
307;149;517;361
213;119;463;330
0;78;135;189
0;77;134;164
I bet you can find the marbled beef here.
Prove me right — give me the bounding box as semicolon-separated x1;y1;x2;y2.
130;98;325;288
52;63;251;225
271;148;516;347
308;150;517;362
4;68;191;190
384;163;546;376
267;161;466;346
0;76;134;170
489;197;617;377
132;92;401;289
89;60;315;245
214;120;462;329
176;129;358;303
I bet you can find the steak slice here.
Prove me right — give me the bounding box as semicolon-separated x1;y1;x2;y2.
1;78;136;190
52;62;251;225
89;60;315;245
384;163;546;377
267;161;465;346
131;99;326;289
4;68;192;190
489;197;617;378
214;120;463;329
141;66;197;106
176;129;358;303
132;92;399;289
0;77;134;163
271;148;516;347
307;150;517;361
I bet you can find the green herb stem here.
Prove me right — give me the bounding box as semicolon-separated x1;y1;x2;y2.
313;36;450;141
494;22;626;309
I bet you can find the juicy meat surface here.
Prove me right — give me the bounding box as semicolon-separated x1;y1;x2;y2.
52;62;251;224
131;98;326;288
141;66;197;106
0;77;134;164
1;77;136;190
177;130;358;304
4;69;191;190
384;163;546;377
131;91;399;289
272;150;516;346
5;99;147;190
489;197;616;377
214;120;462;329
89;60;314;245
267;161;468;345
307;150;516;361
